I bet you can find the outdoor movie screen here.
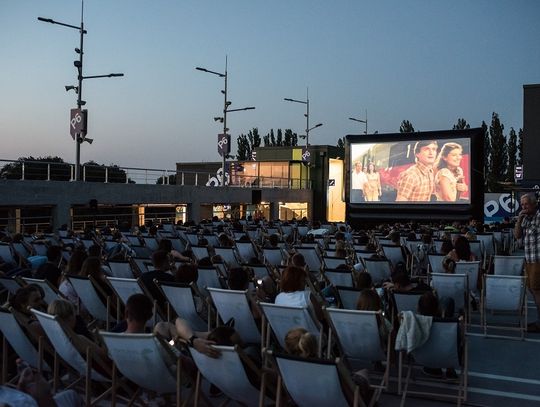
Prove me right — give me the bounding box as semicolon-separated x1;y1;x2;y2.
349;137;471;204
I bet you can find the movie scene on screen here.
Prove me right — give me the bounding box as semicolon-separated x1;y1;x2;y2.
349;137;471;204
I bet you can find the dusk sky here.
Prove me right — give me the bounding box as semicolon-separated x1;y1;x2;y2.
1;0;538;170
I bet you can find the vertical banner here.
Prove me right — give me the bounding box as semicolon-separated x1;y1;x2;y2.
217;133;231;157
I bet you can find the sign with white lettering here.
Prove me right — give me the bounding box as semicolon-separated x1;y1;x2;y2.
217;134;230;156
70;109;87;140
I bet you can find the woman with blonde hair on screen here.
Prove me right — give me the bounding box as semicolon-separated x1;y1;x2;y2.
364;162;382;201
434;142;468;201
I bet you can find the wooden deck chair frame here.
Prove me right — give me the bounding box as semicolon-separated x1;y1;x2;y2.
100;331;194;407
481;274;527;339
190;344;272;407
207;287;261;345
259;302;324;357
399;317;468;407
31;309;120;406
325;308;390;406
0;308;51;385
270;351;365;407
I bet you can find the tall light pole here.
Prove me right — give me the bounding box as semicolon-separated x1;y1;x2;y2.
38;0;123;181
349;109;368;134
284;88;323;147
196;57;255;186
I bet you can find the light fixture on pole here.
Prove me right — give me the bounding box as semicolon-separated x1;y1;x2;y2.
349;110;368;134
284;88;322;147
196;57;255;186
38;0;123;181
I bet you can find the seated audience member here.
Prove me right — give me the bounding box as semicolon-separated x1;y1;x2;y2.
139;250;174;303
8;285;47;340
356;289;392;341
355;272;373;290
284;327;318;358
439;240;454;256
158;238;191;262
34;245;63;288
59;248;88;306
447;236;476;262
175;263;199;285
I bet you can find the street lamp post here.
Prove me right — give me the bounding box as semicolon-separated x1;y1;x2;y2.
38;0;123;181
349;110;368;134
196;57;255;186
284;88;323;147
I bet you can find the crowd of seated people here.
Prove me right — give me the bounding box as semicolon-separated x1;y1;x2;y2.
0;216;519;404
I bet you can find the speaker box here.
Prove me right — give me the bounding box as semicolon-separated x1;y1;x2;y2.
251;189;262;205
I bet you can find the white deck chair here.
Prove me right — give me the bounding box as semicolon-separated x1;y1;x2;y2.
476;233;495;261
294;246;323;274
66;276;113;328
170;238;186;253
336;286;362;310
324;269;354;288
248;264;271;280
481;275;527;338
355;249;377;264
31;309;112;406
159;281;208;332
381;245;407;269
208;288;261;344
235;241;258;263
323;256;348;269
190;245;210;262
273;353;364;407
185;233;200;246
297;225;310;237
130;257;152;275
430;273;468;315
262;247;286;268
142;237;159;252
107;260;135;279
190;345;271;407
326;308;390;404
196;266;223;298
492;255;525;276
100;332;191;406
214;246;241;268
0;308;51;382
399;319;467;407
31;242;48;257
0;243;17;266
363;258;392;286
21;277;60;305
427;254;446;274
259;302;323;356
469;241;483;264
392;291;424;314
0;276;23;295
432;239;445;253
106;277;152;324
12;242;30;259
454;261;481;293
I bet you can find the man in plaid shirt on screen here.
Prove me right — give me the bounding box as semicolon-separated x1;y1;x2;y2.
396;140;438;202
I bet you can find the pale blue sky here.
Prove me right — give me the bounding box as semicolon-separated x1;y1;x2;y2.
0;0;538;169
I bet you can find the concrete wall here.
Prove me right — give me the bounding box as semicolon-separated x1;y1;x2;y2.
0;180;313;228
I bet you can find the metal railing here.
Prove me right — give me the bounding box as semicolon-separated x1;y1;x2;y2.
0;159;311;188
0;215;53;234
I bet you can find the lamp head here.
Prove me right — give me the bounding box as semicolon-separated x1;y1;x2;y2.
214;117;224;122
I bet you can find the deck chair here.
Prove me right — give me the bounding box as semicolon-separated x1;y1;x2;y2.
130;257;152;275
294;246;323;274
469;241;483;264
169;237;186;253
158;281;208;332
12;242;31;259
190;345;271;407
399;318;467;407
100;332;192;407
248;264;271;280
202;234;220;248
430;273;468;317
363;258;392;286
427;254;446;274
481;275;527;339
323;256;348;269
297;225;310;237
31;309;113;406
259;302;323;356
214;246;241;268
142;237;158;252
66;276;113;328
196;266;224;298
454;261;481;293
324;269;354;288
325;308;390;405
190;245;210;262
235;241;259;263
0;276;23;296
432;239;445;253
273;352;365;407
492;255;525;276
123;235;141;246
381;245;407;269
20;277;60;305
262;247;286;268
336;286;362;310
208;288;261;344
476;234;495;263
392;291;424;314
0;308;51;384
107;260;135;279
0;243;17;266
355;250;377;264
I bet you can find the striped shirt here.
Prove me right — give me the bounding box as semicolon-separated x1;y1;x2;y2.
521;209;540;263
396;161;434;202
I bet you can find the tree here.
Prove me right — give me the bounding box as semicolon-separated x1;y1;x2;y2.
82;161;132;183
156;174;176;185
506;127;517;181
236;128;261;160
517;128;523;167
0;156;70;181
452;118;470;130
284;129;298;146
488;113;507;191
276;129;283;146
399;120;415;133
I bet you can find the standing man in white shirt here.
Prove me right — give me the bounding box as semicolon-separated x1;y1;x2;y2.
351;161;368;202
